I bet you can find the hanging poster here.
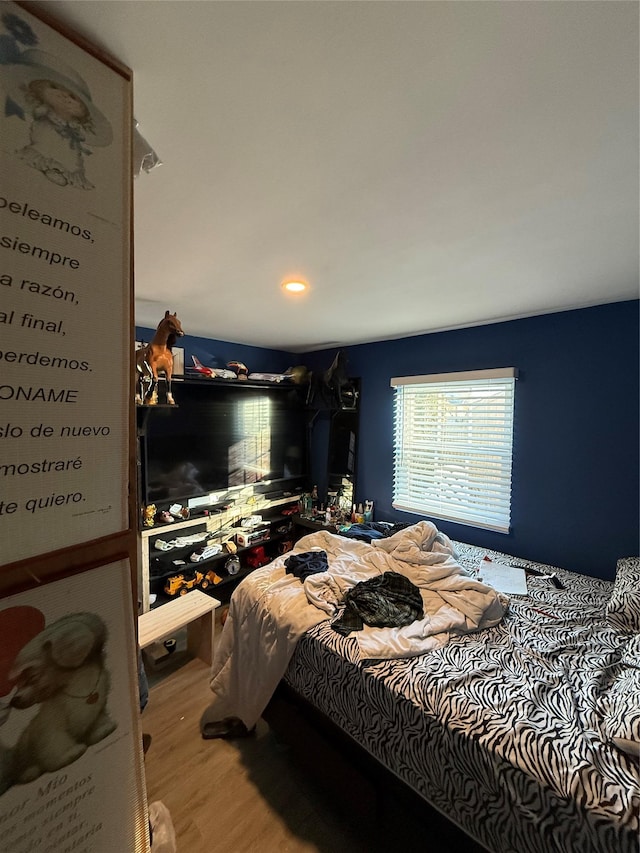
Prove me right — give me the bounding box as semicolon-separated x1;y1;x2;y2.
0;2;131;565
0;559;148;852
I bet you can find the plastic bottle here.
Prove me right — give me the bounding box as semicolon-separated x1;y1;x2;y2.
351;504;357;523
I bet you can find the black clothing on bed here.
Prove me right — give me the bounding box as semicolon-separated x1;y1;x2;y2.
285;550;329;581
341;522;391;541
332;571;423;636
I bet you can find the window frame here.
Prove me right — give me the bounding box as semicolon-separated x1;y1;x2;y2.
390;368;517;533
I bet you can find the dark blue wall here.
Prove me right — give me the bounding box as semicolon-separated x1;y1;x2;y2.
135;326;297;376
138;300;639;579
305;301;639;579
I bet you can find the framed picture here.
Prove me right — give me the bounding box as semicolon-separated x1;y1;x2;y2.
0;559;148;851
0;7;146;851
0;2;133;566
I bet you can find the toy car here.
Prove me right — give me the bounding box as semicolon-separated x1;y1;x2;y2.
281;504;300;516
204;569;224;586
190;543;222;562
164;568;207;596
245;546;270;569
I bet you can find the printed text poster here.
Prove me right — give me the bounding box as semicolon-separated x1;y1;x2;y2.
0;3;131;564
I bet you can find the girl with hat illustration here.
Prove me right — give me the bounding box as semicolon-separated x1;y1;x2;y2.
2;48;112;189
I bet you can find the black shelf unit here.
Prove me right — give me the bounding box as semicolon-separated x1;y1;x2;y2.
146;512;297;608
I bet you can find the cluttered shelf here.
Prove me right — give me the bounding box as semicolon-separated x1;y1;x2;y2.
148;519;297;608
138;494;302;613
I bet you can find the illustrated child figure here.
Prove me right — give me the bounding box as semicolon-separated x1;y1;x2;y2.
3;47;112;189
21;78;96;188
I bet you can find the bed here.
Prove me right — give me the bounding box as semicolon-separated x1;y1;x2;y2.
200;522;640;853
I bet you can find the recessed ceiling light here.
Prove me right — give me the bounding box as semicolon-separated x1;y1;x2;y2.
281;278;309;294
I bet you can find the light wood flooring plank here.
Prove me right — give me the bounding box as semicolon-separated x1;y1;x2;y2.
141;659;372;853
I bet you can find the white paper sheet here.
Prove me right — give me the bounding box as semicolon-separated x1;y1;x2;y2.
477;557;528;595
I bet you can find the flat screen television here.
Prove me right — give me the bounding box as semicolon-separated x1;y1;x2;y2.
140;380;307;508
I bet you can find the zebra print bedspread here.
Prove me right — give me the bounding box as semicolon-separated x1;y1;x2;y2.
282;541;639;853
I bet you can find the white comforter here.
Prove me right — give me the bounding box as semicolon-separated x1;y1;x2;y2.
201;521;507;730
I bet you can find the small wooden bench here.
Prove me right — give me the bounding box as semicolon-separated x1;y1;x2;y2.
138;590;220;669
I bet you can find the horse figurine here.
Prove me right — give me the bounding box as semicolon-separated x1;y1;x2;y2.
135;310;185;405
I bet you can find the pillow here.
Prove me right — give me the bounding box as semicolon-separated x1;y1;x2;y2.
602;635;640;760
606;556;640;633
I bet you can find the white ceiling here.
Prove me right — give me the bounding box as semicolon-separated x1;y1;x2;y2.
36;1;639;352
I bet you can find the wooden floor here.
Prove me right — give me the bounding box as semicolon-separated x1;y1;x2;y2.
142;658;375;853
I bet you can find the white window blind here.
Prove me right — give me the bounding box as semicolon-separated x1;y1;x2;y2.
391;369;516;533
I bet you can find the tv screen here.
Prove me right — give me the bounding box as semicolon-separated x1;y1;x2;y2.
140;380;307;506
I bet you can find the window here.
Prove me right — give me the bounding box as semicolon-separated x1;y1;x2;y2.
391;368;517;533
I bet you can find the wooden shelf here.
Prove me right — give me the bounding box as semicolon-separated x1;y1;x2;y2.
138;493;301;613
139;590;220;668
